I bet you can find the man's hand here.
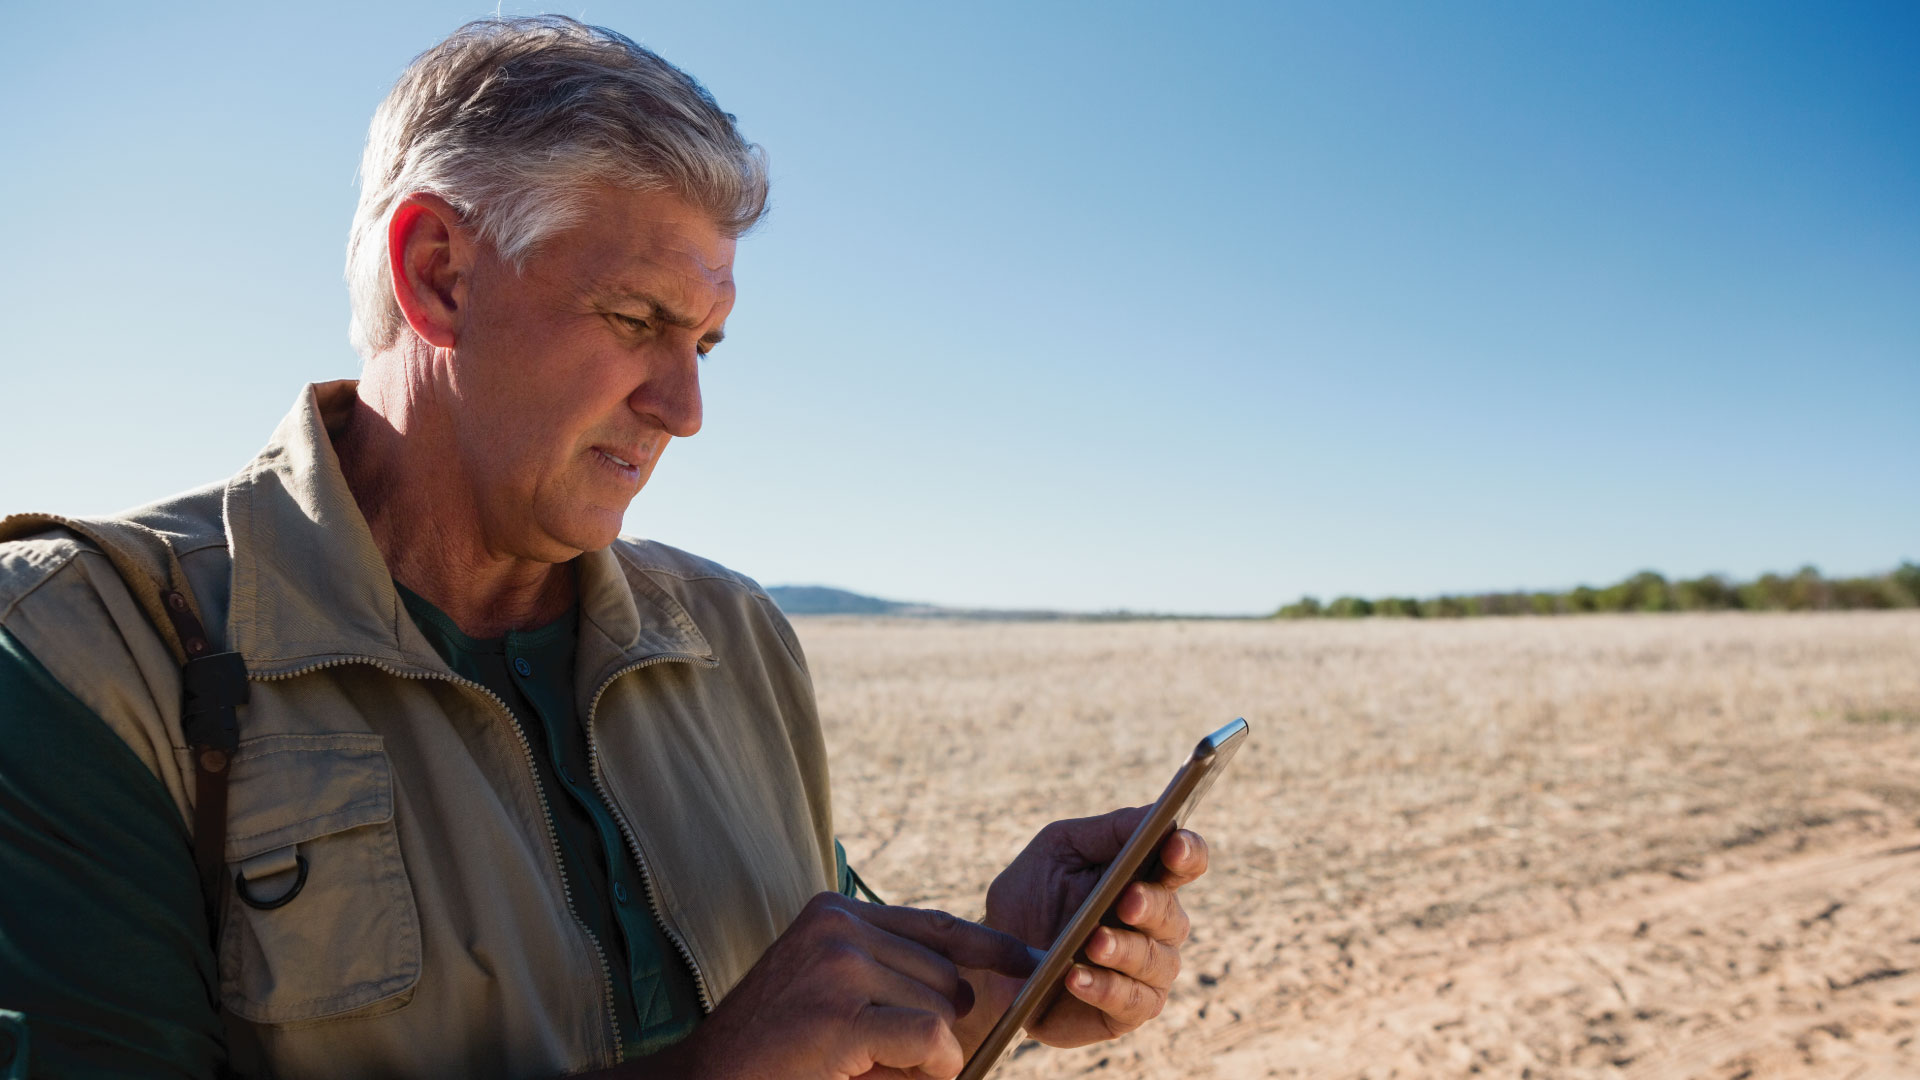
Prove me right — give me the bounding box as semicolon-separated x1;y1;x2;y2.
656;892;1038;1080
969;808;1210;1049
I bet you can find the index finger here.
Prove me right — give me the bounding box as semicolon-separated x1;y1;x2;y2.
1155;829;1209;889
858;902;1039;981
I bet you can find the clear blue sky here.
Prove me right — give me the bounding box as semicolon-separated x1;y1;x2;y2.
2;2;1914;614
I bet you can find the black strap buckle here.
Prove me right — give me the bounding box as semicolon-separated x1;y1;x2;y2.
180;651;248;753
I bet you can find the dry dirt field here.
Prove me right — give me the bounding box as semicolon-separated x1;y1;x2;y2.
795;612;1920;1080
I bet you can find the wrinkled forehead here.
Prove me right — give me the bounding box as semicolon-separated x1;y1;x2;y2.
553;187;737;314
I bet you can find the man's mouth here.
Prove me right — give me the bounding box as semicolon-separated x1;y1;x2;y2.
592;446;647;478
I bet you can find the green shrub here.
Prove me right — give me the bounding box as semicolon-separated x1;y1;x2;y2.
1893;562;1920;605
1785;566;1831;611
1326;596;1374;618
1739;573;1790;611
1674;575;1738;611
1275;595;1323;619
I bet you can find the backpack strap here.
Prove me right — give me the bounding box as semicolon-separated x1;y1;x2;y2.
0;512;247;945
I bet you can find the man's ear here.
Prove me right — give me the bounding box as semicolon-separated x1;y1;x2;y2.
386;193;468;349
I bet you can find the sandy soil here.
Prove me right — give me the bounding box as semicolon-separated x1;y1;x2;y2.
795;612;1920;1079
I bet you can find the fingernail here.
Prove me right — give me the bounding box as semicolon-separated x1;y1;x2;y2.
1072;966;1094;990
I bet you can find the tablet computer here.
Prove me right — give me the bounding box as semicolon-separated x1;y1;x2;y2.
956;717;1250;1080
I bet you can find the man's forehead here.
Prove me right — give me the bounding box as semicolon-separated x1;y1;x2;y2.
510;186;735;334
573;218;733;306
592;255;734;330
573;186;733;269
597;238;734;289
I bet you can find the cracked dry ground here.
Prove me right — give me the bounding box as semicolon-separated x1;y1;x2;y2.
798;612;1920;1079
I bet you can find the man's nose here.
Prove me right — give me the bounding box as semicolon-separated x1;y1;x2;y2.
633;348;703;438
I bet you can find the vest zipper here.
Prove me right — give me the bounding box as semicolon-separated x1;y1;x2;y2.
585;653;718;1014
252;657;628;1063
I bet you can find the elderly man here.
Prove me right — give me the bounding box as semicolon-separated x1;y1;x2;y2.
0;16;1208;1080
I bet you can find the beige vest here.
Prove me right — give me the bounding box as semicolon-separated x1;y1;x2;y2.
0;382;835;1078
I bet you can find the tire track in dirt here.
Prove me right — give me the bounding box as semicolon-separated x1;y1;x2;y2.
1175;823;1920;1078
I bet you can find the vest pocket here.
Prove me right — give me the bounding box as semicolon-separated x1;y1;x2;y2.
216;733;422;1024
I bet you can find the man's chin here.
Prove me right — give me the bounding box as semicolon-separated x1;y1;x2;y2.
544;508;629;556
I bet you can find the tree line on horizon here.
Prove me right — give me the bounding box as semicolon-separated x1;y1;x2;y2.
1272;562;1920;619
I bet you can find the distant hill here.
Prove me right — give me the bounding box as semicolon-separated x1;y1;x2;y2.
764;585;928;616
763;585;1077;619
763;585;1202;621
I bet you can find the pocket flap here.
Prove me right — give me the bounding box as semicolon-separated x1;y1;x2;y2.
223;733;392;862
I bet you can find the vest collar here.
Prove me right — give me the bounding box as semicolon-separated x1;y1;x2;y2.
222;381;710;677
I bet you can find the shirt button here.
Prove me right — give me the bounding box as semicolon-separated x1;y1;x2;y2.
613;882;630;905
513;657;532;677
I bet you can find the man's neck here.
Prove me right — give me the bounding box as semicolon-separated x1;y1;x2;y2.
334;369;576;639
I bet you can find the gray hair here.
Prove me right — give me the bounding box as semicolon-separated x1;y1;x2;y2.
345;15;768;358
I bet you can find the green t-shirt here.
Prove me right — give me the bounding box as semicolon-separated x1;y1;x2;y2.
394;582;702;1059
0;588;865;1077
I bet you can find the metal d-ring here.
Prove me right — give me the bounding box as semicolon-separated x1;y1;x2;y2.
235;855;309;910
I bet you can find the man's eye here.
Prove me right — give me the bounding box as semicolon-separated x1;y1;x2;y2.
609;313;650;334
